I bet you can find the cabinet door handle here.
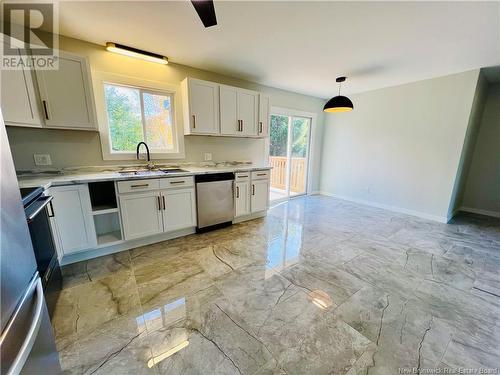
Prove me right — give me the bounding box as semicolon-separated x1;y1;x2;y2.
236;186;239;198
259;121;263;133
252;184;255;195
192;114;196;129
157;196;161;211
162;196;166;210
170;180;185;185
241;120;244;132
42;100;49;120
131;184;149;188
257;173;267;176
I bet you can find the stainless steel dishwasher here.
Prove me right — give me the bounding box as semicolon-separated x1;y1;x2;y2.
195;173;235;232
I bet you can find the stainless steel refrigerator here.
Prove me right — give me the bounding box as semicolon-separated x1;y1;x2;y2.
0;112;61;374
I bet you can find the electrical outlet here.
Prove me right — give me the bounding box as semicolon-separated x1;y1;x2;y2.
204;152;212;161
33;154;52;166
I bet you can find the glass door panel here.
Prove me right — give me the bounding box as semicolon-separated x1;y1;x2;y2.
269;115;290;202
290;117;310;197
269;114;311;202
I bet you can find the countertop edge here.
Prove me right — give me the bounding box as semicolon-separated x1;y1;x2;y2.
17;166;272;189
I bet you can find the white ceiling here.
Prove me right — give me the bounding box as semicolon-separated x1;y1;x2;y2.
57;1;500;98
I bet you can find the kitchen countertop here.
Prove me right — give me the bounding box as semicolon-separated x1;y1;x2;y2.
17;164;272;189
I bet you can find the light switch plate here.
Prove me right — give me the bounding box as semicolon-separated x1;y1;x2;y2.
34;154;52;166
204;152;212;161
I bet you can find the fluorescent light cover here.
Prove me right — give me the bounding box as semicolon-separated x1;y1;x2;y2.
106;42;168;65
147;341;189;368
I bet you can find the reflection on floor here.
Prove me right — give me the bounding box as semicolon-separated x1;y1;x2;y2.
52;195;500;375
270;188;287;202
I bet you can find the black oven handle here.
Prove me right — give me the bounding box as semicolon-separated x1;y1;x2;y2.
27;196;54;223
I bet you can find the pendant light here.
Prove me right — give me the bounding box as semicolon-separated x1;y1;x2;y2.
323;77;354;113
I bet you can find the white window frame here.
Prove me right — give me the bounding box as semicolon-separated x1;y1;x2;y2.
93;71;185;160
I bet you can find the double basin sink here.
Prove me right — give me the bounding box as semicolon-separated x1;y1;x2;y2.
118;168;189;177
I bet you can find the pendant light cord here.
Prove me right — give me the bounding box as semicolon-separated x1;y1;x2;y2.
338;81;341;96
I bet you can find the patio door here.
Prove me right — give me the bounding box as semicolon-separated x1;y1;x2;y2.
269;114;311;202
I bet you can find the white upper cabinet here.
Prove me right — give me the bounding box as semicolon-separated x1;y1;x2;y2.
182;77;268;138
220;85;259;137
35;52;97;130
181;78;219;135
220;85;239;135
0;48;43;127
238;89;259;137
258;94;270;137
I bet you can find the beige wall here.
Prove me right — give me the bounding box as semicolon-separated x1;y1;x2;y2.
461;83;500;215
319;70;480;222
447;72;488;217
6;35;325;190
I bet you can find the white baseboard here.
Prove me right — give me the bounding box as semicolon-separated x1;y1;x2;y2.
233;211;267;223
308;191;322;195
447;208;461;222
317;191;449;223
60;227;196;265
459;206;500;218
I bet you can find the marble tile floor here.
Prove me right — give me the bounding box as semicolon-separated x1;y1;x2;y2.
52;196;500;375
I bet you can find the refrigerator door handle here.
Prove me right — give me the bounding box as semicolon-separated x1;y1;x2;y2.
5;276;44;375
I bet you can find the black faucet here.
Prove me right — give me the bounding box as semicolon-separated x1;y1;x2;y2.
136;142;154;169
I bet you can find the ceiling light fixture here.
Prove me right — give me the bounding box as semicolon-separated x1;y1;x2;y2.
105;42;168;65
323;77;354;113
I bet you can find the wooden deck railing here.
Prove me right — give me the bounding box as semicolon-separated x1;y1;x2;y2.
269;156;306;193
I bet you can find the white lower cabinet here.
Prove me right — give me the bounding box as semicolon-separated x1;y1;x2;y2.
235;181;251;217
251;178;270;213
119;191;163;240
48;185;97;256
234;170;270;218
118;180;196;240
161;188;197;232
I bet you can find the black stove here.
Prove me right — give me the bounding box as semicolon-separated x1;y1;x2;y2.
19;186;61;318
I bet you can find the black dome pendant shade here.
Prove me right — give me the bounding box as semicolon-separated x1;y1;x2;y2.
323;77;354;113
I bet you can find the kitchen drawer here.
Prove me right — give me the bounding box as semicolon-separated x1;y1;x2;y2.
159;176;194;189
117;179;160;194
251;170;270;180
235;172;250;181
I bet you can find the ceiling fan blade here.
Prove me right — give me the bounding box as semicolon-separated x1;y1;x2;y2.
190;0;217;28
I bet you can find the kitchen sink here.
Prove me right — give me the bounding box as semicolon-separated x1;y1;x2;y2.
118;168;189;176
118;170;164;176
160;168;189;173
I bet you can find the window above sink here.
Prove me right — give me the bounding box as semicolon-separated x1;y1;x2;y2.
93;72;185;161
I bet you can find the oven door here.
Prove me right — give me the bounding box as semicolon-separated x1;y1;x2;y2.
25;196;61;318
